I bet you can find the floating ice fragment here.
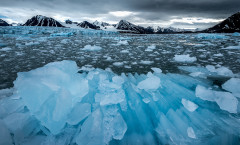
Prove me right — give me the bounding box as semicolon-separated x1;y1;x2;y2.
189;72;206;78
173;54;197;63
145;44;156;51
206;65;233;77
181;99;198;112
0;47;11;51
195;85;238;113
213;53;223;57
120;50;129;53
25;41;40;46
196;33;228;39
113;62;124;66
60;39;69;44
117;40;128;45
137;75;160;90
151;67;162;73
140;60;154;65
223;44;240;49
187;127;196;139
14;60;89;134
222;78;240;98
82;45;102;51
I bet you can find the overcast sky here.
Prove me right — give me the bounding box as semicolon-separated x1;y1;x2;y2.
0;0;239;29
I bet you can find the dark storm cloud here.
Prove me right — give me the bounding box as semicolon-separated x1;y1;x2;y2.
0;0;239;28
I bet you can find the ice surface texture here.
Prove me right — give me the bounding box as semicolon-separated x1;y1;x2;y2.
0;60;240;145
0;26;119;36
195;33;229;39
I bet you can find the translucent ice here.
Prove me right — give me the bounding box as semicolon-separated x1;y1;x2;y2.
0;120;12;145
14;60;89;134
187;127;196;139
0;60;240;145
195;85;238;113
222;78;240;98
137;74;160;90
206;65;234;77
181;99;198;112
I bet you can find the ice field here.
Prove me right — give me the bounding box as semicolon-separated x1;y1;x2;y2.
0;26;240;145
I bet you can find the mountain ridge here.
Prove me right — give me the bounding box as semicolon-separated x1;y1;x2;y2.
5;11;240;33
23;15;64;27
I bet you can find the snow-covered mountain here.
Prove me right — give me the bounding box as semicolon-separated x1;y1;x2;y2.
204;12;240;33
60;20;79;29
65;19;73;24
156;27;187;34
115;20;150;34
92;20;118;31
23;15;64;27
0;19;10;26
93;20;110;27
77;21;100;30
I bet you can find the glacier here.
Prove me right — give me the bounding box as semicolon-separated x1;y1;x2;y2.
0;60;240;145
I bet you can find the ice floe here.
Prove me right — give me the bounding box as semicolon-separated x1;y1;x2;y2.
82;45;102;51
173;54;197;63
195;85;238;113
222;78;240;98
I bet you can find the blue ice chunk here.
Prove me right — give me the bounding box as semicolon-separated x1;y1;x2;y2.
222;78;240;98
67;103;91;125
195;85;238;113
14;60;89;134
76;109;104;145
232;32;240;36
0;60;239;145
0;120;13;145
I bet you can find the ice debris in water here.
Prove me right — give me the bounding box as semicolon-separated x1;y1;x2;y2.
222;78;240;98
195;85;238;113
179;65;234;77
145;45;156;52
151;67;162;73
0;47;12;51
82;45;102;51
206;65;234;77
195;33;228;39
173;54;197;63
223;43;240;49
0;60;240;145
117;40;128;45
